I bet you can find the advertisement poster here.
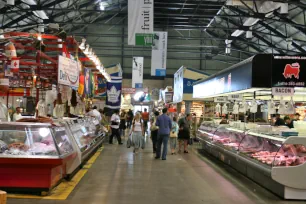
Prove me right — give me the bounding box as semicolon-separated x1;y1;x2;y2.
272;55;306;87
173;67;183;103
58;55;79;88
94;74;107;98
84;68;92;96
106;76;122;109
151;32;168;76
128;0;154;45
132;57;144;88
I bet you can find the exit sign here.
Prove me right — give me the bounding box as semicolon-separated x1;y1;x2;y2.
135;33;154;46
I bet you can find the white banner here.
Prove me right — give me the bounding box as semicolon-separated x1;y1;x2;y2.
58;55;79;88
272;87;294;96
151;32;168;76
128;0;154;45
132;57;144;88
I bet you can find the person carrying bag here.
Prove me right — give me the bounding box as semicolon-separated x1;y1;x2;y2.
170;117;179;155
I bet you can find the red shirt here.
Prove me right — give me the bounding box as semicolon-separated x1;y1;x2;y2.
142;112;149;121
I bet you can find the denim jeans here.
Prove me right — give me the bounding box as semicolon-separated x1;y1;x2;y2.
156;134;169;159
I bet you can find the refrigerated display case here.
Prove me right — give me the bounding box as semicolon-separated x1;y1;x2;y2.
0;122;77;194
65;117;105;163
197;122;306;200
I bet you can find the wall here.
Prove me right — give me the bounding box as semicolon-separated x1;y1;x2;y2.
122;78;174;90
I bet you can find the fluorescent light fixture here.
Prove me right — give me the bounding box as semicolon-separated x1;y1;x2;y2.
225;47;231;54
38;24;44;33
58;39;62;48
231;30;244;37
7;0;15;5
33;10;49;20
100;5;105;10
99;2;108;11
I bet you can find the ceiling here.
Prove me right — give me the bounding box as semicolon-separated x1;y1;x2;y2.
1;0;306;73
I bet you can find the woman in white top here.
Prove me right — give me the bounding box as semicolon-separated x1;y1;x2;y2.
132;112;144;153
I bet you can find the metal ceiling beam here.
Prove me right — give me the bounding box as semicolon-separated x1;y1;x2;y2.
227;6;305;53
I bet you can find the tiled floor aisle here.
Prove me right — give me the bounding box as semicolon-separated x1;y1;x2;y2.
8;136;306;204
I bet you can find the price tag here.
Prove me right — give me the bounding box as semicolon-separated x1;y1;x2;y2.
272;87;294;96
228;94;243;101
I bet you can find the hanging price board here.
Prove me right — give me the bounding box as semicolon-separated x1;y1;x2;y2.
272;87;294;96
228;94;243;101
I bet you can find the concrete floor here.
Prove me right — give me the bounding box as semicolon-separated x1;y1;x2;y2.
8;136;306;204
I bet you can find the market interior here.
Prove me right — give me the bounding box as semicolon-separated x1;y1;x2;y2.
1;0;306;204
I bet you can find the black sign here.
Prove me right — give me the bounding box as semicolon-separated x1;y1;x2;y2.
272;55;306;87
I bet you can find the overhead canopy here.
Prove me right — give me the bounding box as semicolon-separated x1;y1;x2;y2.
193;54;306;99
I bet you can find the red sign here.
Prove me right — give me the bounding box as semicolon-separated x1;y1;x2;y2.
283;63;300;79
122;88;136;94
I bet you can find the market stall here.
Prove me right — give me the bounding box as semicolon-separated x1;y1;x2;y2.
193;54;306;200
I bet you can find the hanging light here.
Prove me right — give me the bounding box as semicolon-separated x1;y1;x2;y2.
225;39;231;54
79;38;86;50
246;27;252;39
37;33;42;41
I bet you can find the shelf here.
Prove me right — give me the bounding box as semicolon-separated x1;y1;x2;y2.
246;131;286;142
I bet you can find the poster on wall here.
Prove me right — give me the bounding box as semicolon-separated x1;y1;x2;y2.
58;55;79;88
272;55;306;88
94;74;107;97
151;32;168;76
106;76;122;109
132;57;144;88
84;68;92;96
128;0;154;45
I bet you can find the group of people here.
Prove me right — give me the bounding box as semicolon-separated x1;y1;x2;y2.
274;113;302;128
150;108;192;160
107;107;193;160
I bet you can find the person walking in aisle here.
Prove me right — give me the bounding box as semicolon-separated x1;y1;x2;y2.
109;109;123;145
150;111;160;153
178;113;192;153
119;111;127;137
155;108;172;160
141;108;149;133
131;112;144;153
170;117;179;155
127;109;134;129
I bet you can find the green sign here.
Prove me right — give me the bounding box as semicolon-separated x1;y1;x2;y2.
135;33;154;46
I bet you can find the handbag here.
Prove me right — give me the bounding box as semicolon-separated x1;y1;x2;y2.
126;132;133;148
170;131;177;138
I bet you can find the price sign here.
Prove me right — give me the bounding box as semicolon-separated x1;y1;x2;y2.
228;94;243;101
272;87;294;96
214;97;227;103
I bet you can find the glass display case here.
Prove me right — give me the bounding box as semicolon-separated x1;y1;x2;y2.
0;123;74;158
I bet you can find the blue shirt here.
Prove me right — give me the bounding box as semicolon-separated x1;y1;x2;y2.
156;114;172;135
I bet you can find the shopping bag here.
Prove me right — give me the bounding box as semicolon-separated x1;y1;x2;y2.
126;132;133;148
141;137;145;149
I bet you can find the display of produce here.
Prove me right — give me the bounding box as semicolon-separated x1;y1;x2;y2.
197;121;306;199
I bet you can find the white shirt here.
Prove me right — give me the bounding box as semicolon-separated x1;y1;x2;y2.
111;113;120;129
133;120;142;132
87;109;102;121
13;113;22;121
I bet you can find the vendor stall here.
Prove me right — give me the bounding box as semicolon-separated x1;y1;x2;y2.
193;54;306;200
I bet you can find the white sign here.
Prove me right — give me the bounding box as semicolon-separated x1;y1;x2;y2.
272;87;294;96
128;0;154;45
173;67;184;103
228;94;243;101
58;55;79;88
214;97;227;103
151;32;168;76
132;57;144;88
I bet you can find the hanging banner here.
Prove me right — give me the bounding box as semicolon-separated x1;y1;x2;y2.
132;57;144;88
84;68;92;96
106;76;122;109
151;32;168;76
94;74;107;97
128;0;154;45
58;55;79;88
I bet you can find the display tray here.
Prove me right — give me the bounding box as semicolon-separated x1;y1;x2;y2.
199;136;285;198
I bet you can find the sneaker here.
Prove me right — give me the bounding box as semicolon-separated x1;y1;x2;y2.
162;158;166;160
155;157;160;159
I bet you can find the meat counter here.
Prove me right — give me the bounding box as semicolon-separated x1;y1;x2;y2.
197;121;306;200
63;117;105;164
0;122;78;194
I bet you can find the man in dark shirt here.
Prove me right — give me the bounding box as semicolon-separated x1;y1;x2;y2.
284;116;294;129
274;114;285;126
155;108;172;160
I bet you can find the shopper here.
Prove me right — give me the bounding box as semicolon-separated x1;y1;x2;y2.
150;111;160;153
119;111;127;137
13;107;22;121
141;108;149;133
109;109;123;145
127;109;134;129
155;108;172;160
170;117;179;155
274;114;285;126
131;112;144;153
294;113;301;121
178;113;192;153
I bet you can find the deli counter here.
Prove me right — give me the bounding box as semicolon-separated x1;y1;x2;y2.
197;121;306;200
0;117;106;194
